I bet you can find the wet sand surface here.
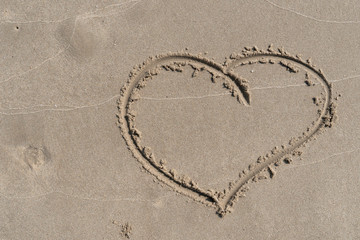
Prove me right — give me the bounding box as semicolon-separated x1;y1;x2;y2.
1;0;359;239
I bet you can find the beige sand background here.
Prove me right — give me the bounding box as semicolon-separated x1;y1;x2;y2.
0;0;359;239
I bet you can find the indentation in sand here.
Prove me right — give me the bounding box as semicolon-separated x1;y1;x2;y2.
23;145;50;170
117;45;336;216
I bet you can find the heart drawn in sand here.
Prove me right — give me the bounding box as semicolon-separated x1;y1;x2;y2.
117;45;336;217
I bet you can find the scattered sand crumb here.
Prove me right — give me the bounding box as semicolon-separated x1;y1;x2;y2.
112;221;133;239
120;222;132;239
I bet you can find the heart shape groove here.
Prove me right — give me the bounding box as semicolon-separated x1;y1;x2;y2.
117;45;336;217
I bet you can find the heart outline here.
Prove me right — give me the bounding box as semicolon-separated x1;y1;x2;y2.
117;46;335;216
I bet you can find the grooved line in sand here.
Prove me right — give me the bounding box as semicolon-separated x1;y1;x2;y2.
117;46;336;217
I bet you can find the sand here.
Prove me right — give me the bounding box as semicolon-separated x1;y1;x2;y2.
1;0;359;239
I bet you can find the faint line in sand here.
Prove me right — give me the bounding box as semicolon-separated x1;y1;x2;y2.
0;94;120;116
0;189;175;203
140;92;231;101
0;73;357;116
0;0;140;85
0;0;140;25
285;147;360;170
265;0;360;24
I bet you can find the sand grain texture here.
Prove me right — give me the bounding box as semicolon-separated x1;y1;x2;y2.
1;0;359;239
